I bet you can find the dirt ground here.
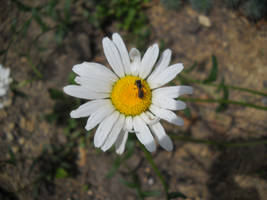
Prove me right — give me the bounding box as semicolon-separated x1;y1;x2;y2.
0;1;267;200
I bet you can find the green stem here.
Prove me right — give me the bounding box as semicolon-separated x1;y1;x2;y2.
179;74;267;97
25;54;43;79
170;135;267;147
140;144;169;200
180;97;267;111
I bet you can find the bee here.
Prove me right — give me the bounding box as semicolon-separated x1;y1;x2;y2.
135;80;144;99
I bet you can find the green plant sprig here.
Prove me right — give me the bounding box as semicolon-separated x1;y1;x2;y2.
179;74;267;97
170;135;267;147
180;97;267;111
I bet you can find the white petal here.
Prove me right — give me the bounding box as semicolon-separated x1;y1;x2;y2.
112;33;131;75
150;122;173;151
147;49;171;82
115;131;128;155
125;116;133;132
102;37;125;77
0;88;7;96
140;111;159;126
94;111;120;148
150;104;184;126
139;44;159;79
133;116;156;152
85;101;115;131
152;94;186;110
101;114;125;151
0;67;10;80
129;48;141;76
152;86;193;99
72;62;118;83
63;85;109;100
70;99;110;118
148;63;184;89
74;76;112;93
129;48;141;61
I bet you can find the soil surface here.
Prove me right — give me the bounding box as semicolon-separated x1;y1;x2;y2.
0;1;267;200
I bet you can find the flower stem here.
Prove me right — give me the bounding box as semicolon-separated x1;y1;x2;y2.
140;144;169;200
180;97;267;111
179;75;267;97
170;135;267;147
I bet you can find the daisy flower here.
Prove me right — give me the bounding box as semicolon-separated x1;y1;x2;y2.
63;33;193;154
0;64;12;109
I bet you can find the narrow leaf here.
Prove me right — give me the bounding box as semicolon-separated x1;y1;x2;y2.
119;177;138;189
184;61;197;73
216;78;229;112
141;190;161;197
55;168;69;178
48;88;66;100
203;55;218;83
22;18;32;36
32;9;48;32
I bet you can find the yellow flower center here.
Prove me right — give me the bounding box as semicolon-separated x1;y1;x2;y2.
111;75;152;116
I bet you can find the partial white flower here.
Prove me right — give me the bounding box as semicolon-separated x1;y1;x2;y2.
0;64;12;109
63;33;193;154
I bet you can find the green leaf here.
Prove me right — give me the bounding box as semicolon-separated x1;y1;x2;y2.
203;55;218;83
119;177;138;189
48;88;66;100
124;8;136;30
123;140;135;160
82;183;91;191
55;168;69;178
168;191;187;199
55;24;67;44
64;0;72;24
216;78;229;112
45;0;59;19
68;72;76;84
106;140;135;179
32;8;48;32
141;190;161;197
184;61;198;73
183;107;191;118
22;18;32;36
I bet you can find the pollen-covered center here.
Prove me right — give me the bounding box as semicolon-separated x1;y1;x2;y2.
111;75;152;116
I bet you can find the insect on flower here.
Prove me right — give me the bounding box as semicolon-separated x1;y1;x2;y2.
135;80;144;99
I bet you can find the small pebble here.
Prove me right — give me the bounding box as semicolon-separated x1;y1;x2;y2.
198;15;211;27
18;137;25;145
7;132;13;141
148;177;154;185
